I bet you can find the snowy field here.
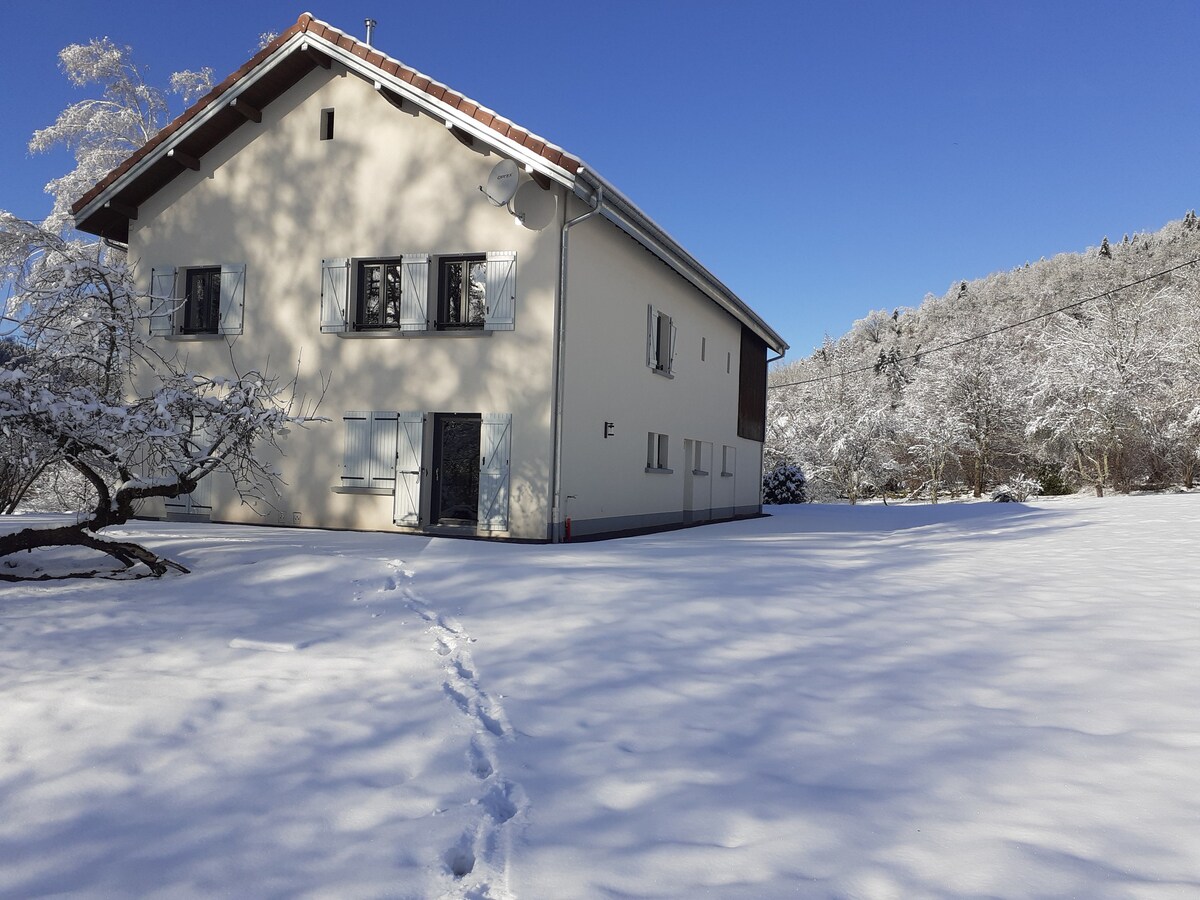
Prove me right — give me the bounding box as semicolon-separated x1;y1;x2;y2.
2;494;1199;899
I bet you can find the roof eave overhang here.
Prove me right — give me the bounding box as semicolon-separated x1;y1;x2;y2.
309;36;577;192
74;29;577;235
573;168;788;355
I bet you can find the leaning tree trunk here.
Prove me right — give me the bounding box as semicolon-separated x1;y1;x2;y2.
0;460;192;580
0;520;189;580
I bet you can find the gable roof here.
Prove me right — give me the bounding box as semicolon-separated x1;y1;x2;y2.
72;13;787;354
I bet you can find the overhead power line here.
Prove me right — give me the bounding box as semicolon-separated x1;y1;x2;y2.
768;255;1200;391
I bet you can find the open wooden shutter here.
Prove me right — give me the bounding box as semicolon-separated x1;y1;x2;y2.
399;254;429;331
477;412;512;532
393;412;424;526
342;411;370;486
149;267;177;336
668;318;678;374
218;263;246;335
646;304;658;369
321;258;350;333
484;250;516;331
369;411;399;491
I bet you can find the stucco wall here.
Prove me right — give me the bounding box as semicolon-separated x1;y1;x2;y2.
128;65;564;539
558;198;765;536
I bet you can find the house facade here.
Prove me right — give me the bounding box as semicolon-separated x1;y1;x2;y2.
72;14;788;542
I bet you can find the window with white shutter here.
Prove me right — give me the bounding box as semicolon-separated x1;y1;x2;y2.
321;258;350;333
394;412;425;526
330;251;515;333
148;264;246;336
149;267;178;336
484;251;516;331
340;411;408;497
218;263;246;334
477;413;512;531
647;306;676;375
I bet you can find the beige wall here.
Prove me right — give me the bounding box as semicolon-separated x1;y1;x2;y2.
558;197;764;536
129;65;564;539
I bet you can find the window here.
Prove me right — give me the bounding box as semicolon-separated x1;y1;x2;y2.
721;445;736;477
321;252;516;334
646;306;677;375
340;411;399;492
437;255;486;328
320;108;335;140
336;409;512;532
149;264;246;337
701;336;706;361
357;260;404;328
182;267;221;334
646;432;670;472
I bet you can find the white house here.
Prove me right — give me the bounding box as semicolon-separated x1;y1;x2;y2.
72;13;788;542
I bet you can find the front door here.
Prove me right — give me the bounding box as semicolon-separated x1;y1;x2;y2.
430;414;481;526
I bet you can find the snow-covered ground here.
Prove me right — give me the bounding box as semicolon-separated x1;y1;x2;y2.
2;494;1199;898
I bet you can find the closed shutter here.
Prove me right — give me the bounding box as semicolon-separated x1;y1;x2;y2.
190;473;213;511
163;478;187;511
342;411;370;486
149;267;177;336
164;471;211;514
477;412;512;532
218;263;246;335
484;250;516;331
321;258;350;333
370;411;399;490
394;412;425;526
399;254;429;331
646;304;658;369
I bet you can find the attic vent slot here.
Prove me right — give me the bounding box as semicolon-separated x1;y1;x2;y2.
320;108;335;141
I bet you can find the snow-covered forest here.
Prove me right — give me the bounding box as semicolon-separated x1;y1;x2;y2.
768;214;1200;501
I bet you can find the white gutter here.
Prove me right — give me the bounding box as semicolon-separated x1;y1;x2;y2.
549;185;604;543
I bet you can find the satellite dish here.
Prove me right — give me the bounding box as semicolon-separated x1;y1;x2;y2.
481;159;519;207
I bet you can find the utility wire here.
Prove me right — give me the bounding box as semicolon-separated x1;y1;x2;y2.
768;255;1200;391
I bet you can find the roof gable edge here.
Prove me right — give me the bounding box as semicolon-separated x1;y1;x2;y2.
306;36;578;189
73;28;319;226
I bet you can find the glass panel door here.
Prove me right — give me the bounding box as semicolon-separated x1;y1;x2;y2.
431;414;481;526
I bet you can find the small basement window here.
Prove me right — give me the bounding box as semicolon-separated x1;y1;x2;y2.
320;108;335;141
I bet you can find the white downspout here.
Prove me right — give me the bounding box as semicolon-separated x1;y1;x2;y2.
549;184;604;542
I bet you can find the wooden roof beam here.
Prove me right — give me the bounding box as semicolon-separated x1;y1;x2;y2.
446;121;473;148
104;200;138;221
231;97;262;123
373;81;406;111
167;148;201;171
301;41;332;69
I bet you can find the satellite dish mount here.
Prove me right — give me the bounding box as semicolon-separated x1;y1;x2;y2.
480;159;524;221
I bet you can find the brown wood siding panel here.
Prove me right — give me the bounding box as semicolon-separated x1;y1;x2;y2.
738;326;767;442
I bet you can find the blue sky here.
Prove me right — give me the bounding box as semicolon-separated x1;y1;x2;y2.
2;1;1197;357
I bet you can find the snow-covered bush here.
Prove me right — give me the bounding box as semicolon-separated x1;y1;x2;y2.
991;474;1042;503
763;463;807;504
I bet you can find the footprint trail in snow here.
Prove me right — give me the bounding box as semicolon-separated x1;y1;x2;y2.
386;561;526;899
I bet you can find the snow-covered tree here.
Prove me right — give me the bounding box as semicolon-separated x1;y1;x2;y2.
762;462;807;504
0;217;315;578
768;212;1200;502
769;337;897;503
28;39;212;235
